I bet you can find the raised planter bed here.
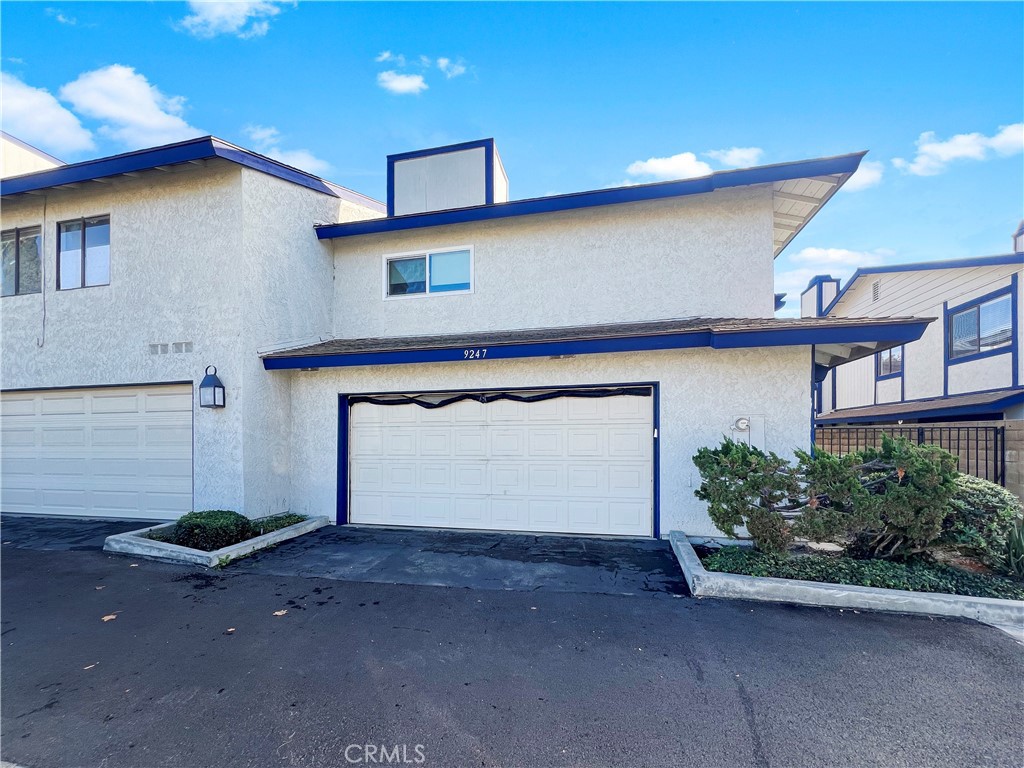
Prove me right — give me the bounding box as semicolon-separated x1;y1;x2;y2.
103;515;330;567
669;531;1024;633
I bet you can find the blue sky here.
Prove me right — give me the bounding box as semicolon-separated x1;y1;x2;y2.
2;1;1021;315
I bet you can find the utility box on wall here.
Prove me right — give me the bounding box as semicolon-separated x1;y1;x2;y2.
387;138;508;217
731;414;766;451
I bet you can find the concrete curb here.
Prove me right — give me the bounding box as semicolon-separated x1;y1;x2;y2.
669;531;1024;631
103;516;330;567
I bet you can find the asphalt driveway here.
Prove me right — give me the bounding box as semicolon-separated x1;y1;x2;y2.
2;517;1022;768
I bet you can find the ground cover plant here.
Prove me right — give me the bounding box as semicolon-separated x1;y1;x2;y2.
147;510;307;551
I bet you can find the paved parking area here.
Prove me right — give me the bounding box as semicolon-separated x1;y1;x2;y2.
230;524;689;596
2;516;1022;768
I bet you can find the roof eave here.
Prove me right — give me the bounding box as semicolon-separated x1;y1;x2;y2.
262;317;931;371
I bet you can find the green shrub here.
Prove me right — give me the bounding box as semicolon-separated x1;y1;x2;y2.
171;510;254;551
940;475;1023;570
693;439;800;554
251;513;306;536
1007;516;1024;578
702;546;1024;601
847;436;959;559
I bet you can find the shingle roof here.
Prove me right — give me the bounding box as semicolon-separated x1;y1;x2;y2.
816;387;1024;424
263;315;929;359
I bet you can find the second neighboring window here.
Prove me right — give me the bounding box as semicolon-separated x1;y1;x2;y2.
385;247;472;298
948;293;1012;360
58;216;110;290
877;346;903;377
1;226;42;297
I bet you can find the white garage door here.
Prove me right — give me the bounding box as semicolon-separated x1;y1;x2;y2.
1;384;193;520
348;389;654;537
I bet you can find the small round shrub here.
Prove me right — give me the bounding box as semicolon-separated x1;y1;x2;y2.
941;475;1023;571
172;510;254;551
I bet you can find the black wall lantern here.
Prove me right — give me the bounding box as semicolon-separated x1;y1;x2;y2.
199;365;226;408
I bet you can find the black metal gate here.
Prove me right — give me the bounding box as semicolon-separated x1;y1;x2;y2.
813;425;1006;486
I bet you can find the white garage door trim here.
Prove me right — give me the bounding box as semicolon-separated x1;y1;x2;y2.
1;382;194;521
340;384;660;538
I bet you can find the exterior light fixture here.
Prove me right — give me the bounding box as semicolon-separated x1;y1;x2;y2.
199;365;225;408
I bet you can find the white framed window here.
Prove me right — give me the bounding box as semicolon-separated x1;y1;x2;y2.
383;246;473;299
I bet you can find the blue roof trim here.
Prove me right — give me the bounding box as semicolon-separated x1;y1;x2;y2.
317;151;866;240
824;252;1024;315
0;136;385;210
816;389;1024;425
774;293;787;311
262;319;930;371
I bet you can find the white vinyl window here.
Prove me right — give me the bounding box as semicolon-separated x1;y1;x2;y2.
383;246;473;299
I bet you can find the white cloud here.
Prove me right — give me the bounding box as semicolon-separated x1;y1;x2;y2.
774;247;893;316
377;70;428;95
375;50;407;66
893;123;1024;176
242;124;331;175
436;57;466;79
626;152;713;181
59;65;203;149
46;8;77;25
703;146;763;168
0;72;95;155
842;160;884;192
179;1;287;39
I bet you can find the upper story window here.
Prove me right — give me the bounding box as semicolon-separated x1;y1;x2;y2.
1;226;42;297
58;216;110;290
384;247;472;298
948;293;1012;360
877;345;903;377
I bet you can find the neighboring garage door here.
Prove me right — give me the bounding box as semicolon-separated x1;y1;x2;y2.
348;388;654;537
0;384;193;520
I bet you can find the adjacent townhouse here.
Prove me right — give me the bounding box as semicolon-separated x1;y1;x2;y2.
2;134;931;538
806;231;1023;496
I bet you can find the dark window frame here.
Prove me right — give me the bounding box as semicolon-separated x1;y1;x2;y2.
1;225;43;297
57;215;110;291
947;291;1012;362
876;345;903;379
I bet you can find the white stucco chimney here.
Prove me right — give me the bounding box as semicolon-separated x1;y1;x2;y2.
1013;220;1024;254
387;138;508;217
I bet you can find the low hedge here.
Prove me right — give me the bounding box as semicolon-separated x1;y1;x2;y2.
702;546;1024;601
149;510;307;552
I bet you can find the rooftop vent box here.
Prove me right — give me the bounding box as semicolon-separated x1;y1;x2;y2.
387;138;508;217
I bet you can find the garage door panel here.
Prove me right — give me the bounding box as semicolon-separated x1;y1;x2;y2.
348;391;653;537
1;385;193;520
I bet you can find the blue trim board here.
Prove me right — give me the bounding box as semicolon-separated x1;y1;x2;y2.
337;394;349;524
319;151;866;240
386;139;496;216
1;136;385;210
264;320;931;371
774;293;787;311
944;279;1017;374
823;252;1024;315
335;382;662;538
816;389;1024;425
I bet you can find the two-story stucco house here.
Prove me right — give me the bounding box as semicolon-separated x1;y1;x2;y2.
808;232;1023;496
1;134;931;538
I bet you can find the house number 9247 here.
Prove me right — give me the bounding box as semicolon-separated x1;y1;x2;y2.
463;348;488;359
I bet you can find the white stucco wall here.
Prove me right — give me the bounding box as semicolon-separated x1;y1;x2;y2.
1;162;382;518
284;345;812;537
1;164;249;509
331;185;776;339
